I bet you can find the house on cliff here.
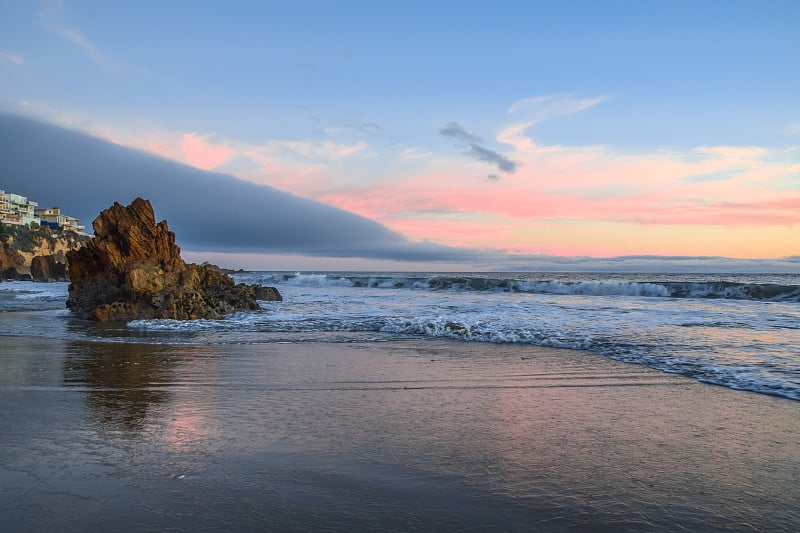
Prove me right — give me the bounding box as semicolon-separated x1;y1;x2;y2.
0;190;38;225
0;190;89;280
1;190;85;234
35;207;86;233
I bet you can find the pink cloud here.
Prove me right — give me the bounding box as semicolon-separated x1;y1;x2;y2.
608;197;800;227
181;133;235;170
386;218;521;249
316;163;800;251
1;52;23;64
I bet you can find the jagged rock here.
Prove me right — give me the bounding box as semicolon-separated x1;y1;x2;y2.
0;243;25;280
31;255;67;282
66;197;281;321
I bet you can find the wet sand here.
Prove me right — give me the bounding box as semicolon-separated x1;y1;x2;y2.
1;335;798;531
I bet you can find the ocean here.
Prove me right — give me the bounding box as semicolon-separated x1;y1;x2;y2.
234;271;800;401
1;271;799;530
6;271;795;399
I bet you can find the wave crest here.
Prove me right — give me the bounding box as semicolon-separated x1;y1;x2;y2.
235;273;800;302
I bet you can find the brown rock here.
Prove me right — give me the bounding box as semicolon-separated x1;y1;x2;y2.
66;198;281;321
0;242;25;280
1;224;88;279
253;286;282;301
31;255;68;282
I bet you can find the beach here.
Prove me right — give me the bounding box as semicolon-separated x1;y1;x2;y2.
2;334;798;531
3;2;799;530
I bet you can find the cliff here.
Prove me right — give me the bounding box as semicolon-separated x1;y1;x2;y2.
66;198;281;321
0;224;88;280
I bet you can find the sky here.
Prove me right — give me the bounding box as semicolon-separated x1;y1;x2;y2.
1;0;799;271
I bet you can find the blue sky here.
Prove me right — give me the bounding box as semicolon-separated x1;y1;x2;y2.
5;0;797;147
1;0;799;270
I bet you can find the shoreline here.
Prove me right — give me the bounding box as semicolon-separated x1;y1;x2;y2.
2;335;798;530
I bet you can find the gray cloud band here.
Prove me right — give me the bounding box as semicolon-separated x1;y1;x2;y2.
0;112;482;263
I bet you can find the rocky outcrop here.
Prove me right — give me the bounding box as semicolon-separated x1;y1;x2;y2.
66;197;281;321
31;254;68;281
0;224;87;280
0;245;27;280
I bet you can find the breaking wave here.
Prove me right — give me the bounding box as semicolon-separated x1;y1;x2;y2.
236;272;800;302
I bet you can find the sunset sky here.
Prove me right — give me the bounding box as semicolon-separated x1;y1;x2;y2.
1;1;799;270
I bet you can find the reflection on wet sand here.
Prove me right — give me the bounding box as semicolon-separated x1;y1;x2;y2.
62;340;221;453
2;336;797;531
63;342;174;431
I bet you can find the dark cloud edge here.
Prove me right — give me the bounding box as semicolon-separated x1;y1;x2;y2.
0;111;486;264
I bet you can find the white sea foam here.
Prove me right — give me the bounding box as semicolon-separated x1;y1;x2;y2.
125;276;800;400
0;281;69;311
514;280;672;297
1;273;798;400
0;281;68;298
233;272;800;302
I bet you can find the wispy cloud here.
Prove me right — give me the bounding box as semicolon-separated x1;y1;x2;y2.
439;121;517;177
39;2;144;76
464;144;517;173
40;0;114;72
439;122;484;143
507;94;607;118
609;197;800;226
695;145;768;160
1;52;23;65
272;140;369;160
326;117;382;136
786;123;800;135
682;169;743;183
53;27;114;70
499;94;608;151
401;147;433;160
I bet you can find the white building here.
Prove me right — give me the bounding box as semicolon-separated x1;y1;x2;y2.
0;192;10;221
0;190;38;226
1;190;85;233
35;207;86;233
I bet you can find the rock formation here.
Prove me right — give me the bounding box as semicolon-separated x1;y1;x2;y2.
0;245;26;280
66;198;281;321
31;254;68;281
0;224;87;280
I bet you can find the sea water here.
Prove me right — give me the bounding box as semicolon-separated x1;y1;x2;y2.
1;272;799;530
1;271;798;400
